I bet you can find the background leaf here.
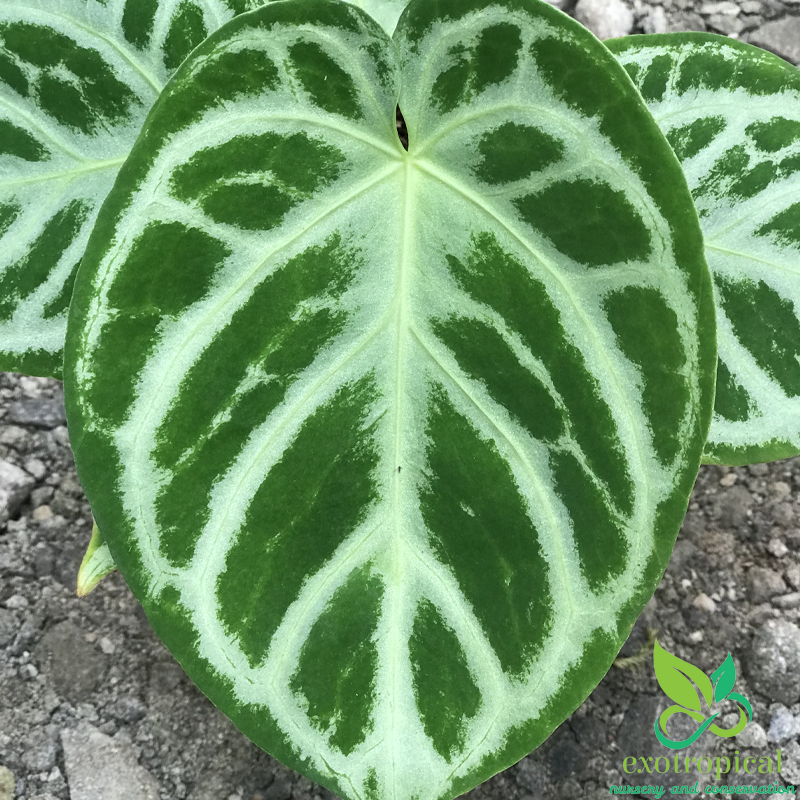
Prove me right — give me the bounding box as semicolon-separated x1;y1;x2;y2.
654;638;713;711
0;0;267;379
64;0;715;798
609;33;800;466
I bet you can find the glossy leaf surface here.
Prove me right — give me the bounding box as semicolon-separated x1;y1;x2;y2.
65;1;715;798
609;34;800;465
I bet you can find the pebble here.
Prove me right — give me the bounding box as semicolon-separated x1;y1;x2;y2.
0;426;27;448
109;696;147;724
5;398;67;430
30;486;54;507
693;593;717;613
0;610;15;648
265;777;293;800
0;459;36;525
737;721;768;749
21;729;57;772
746;566;786;604
62;723;160;800
0;767;14;800
5;594;28;610
768;539;789;558
642;6;668;33
574;0;634;39
716;485;752;528
773;592;800;609
747;619;800;705
768;706;800;743
781;741;800;785
35;621;109;705
700;0;739;12
748;18;800;64
23;458;47;481
99;636;115;655
32;505;53;522
787;563;800;590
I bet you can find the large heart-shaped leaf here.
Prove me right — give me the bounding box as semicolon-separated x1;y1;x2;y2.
0;0;272;379
64;0;715;798
608;34;800;466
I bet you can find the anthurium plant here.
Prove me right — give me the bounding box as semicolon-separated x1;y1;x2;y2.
0;0;798;799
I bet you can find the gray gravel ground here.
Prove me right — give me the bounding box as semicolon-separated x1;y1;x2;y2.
2;3;800;797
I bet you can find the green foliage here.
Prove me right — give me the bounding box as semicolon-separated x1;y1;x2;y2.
61;0;715;797
609;33;800;465
2;3;798;800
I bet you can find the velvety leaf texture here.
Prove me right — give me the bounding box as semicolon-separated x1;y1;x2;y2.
0;0;271;379
64;1;715;798
609;33;800;465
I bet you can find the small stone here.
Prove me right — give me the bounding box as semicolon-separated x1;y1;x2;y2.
20;663;38;679
109;696;147;724
716;484;752;528
747;603;778;625
32;505;53;522
747;566;786;604
62;723;159;800
747;619;800;705
748;18;800;64
0;459;35;525
773;592;800;609
768;706;800;743
700;0;739;12
99;636;115;655
787;563;800;589
5;594;28;610
0;766;14;800
0;426;27;448
21;729;57;772
6;398;66;429
693;593;717;613
689;630;704;643
0;610;15;647
264;777;292;800
737;721;768;749
706;13;745;34
23;458;47;481
574;0;633;39
781;741;800;785
768;539;789;558
642;6;668;33
31;486;54;507
35;621;108;705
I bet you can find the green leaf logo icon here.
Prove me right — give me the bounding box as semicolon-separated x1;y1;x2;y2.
653;638;713;711
711;653;736;703
652;640;751;749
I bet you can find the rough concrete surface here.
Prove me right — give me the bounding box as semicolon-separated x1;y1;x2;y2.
2;4;800;796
